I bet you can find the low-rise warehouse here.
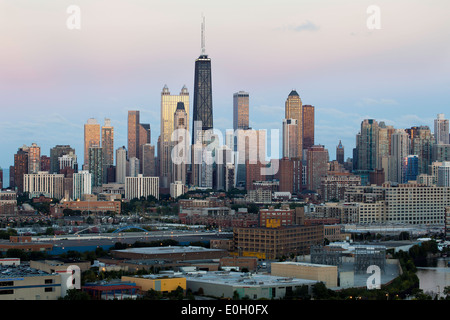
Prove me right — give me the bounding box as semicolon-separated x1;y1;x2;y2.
185;271;317;299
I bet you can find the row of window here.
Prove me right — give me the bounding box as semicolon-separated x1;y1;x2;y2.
0;287;55;295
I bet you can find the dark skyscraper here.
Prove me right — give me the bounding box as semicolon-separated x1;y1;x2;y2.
128;111;140;160
192;16;213;143
357;119;378;172
14;147;28;193
336;140;344;164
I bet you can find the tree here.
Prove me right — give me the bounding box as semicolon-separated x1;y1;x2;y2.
6;249;27;261
139;289;161;300
293;285;311;300
443;286;450;299
247;203;259;214
60;289;91;300
312;282;335;300
0;228;17;240
167;286;185;300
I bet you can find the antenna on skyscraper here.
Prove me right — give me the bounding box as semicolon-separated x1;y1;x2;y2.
201;14;206;55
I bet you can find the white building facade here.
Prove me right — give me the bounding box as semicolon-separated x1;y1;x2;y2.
125;175;159;200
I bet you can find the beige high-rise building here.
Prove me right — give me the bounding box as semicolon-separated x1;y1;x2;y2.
28;143;41;174
84;118;100;168
233;91;249;131
285;90;303;159
160;85;190;145
159;85;189;188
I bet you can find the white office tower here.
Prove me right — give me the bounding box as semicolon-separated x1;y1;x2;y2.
435;113;449;145
170;181;185;198
437;162;450;187
125;174;159;200
23;171;64;200
73;170;92;200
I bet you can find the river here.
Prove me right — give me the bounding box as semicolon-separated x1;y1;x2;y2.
416;258;450;298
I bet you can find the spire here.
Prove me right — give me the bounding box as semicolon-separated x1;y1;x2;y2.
201;14;206;56
162;84;170;95
180;85;189;95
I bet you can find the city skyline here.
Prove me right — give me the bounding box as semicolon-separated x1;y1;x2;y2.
1;0;449;171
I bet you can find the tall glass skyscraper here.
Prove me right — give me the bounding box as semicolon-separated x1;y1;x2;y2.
192;17;213;144
191;16;214;188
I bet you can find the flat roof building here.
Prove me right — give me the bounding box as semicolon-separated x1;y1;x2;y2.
0;263;61;300
271;261;338;288
185;270;317;300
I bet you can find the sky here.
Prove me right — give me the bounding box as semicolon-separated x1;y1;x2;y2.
1;0;450;174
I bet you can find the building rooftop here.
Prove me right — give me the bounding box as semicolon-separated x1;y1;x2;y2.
185;271;317;287
0;263;54;279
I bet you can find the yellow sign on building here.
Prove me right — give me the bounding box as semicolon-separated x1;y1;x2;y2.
266;218;281;228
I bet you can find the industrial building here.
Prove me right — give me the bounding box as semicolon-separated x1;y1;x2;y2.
271;261;338;287
0;262;62;300
296;243;401;289
122;274;186;293
233;224;324;259
185;271;317;299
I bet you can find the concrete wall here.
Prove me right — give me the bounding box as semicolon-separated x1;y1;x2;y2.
0;274;61;300
271;262;338;288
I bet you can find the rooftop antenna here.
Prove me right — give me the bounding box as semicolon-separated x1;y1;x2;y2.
201;14;206;55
